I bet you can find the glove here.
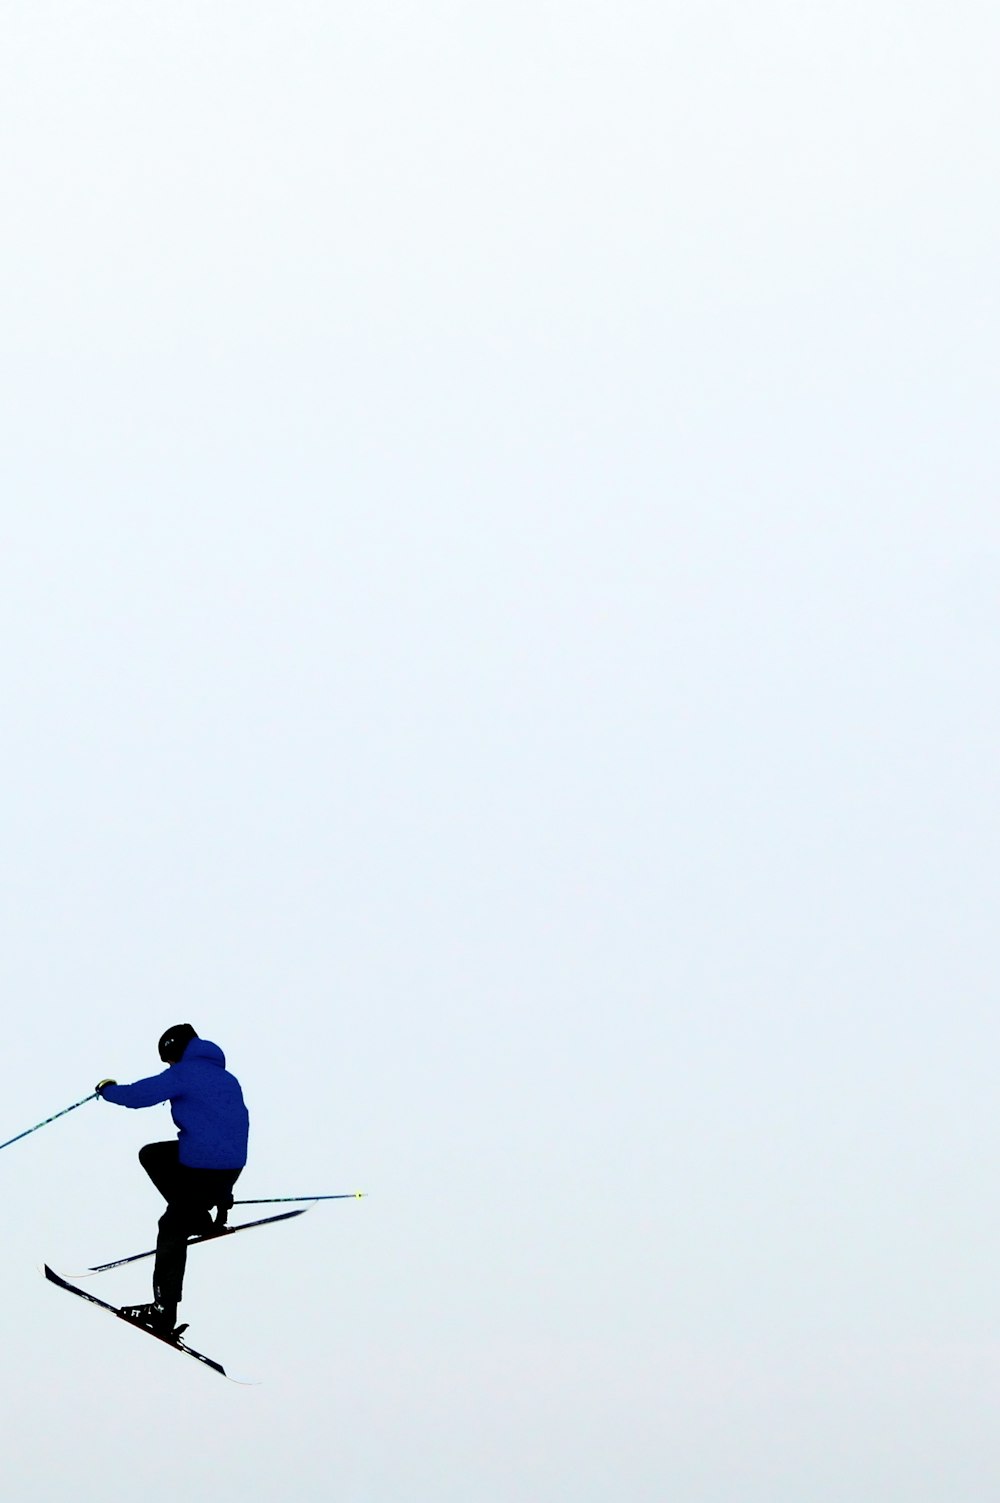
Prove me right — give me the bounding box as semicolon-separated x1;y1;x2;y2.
95;1078;118;1096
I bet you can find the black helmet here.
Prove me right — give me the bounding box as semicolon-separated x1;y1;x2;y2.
158;1023;198;1064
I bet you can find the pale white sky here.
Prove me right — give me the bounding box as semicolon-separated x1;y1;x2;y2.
2;3;999;1499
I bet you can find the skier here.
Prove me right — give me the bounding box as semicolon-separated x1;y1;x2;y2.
96;1023;250;1338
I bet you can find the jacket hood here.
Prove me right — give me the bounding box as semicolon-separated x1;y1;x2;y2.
180;1037;226;1068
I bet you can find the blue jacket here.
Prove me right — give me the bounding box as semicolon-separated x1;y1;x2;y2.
101;1038;249;1170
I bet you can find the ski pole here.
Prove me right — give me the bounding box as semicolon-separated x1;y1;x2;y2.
0;1092;98;1154
233;1192;366;1204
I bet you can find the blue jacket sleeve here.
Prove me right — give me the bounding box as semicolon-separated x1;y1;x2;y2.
102;1069;177;1108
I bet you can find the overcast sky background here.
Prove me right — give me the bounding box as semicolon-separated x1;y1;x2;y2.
1;2;998;1499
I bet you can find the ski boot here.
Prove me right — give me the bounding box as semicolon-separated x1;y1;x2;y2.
211;1193;234;1232
119;1301;187;1341
187;1210;215;1239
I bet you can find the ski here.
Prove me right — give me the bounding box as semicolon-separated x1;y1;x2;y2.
44;1265;236;1379
83;1206;309;1274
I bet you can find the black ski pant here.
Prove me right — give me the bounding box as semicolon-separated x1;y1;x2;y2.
138;1141;242;1313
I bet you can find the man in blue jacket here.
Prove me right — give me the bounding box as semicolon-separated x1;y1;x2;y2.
97;1024;250;1338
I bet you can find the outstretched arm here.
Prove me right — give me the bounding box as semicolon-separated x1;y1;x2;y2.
99;1069;176;1109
